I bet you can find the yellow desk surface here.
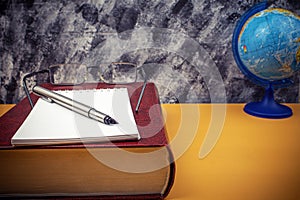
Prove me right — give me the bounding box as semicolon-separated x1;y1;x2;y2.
1;104;299;200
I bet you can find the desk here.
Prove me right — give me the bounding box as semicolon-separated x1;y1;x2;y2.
1;104;299;200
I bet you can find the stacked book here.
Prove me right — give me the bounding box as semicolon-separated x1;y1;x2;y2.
0;82;175;199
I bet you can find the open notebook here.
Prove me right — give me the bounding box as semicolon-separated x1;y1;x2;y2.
12;88;140;146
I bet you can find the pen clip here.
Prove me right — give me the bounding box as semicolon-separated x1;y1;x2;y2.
41;96;53;103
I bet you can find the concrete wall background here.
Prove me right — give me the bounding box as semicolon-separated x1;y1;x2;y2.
1;0;299;104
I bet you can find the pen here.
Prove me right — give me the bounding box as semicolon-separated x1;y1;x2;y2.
32;86;118;125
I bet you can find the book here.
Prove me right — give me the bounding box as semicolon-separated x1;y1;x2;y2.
11;87;140;146
0;82;175;199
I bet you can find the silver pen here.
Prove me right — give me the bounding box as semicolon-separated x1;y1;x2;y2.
32;86;118;125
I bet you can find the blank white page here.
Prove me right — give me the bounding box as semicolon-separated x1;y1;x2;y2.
12;88;140;146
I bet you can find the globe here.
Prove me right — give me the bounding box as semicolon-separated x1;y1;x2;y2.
232;2;300;119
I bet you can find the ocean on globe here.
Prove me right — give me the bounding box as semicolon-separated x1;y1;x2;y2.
237;8;300;83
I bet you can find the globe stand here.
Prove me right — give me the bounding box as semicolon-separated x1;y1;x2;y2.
244;85;292;119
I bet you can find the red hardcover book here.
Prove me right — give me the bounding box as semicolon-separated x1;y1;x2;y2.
0;82;175;199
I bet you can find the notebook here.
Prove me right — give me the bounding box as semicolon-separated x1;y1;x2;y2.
11;88;140;146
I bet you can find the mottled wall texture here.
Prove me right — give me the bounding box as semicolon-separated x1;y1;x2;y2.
1;0;300;104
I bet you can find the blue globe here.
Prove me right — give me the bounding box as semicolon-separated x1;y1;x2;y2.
232;2;300;119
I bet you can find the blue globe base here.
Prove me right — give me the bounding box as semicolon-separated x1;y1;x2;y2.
244;87;292;119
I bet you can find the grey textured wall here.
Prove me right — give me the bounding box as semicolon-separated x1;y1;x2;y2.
1;0;300;104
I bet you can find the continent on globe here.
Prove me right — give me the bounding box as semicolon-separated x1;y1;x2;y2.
297;38;300;63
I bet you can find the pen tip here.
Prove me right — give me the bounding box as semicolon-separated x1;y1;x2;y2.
104;116;118;125
109;118;118;125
